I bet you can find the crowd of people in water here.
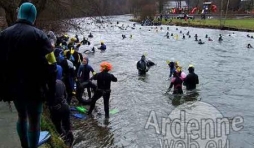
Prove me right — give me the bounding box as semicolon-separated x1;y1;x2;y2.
0;2;253;148
147;26;253;48
136;55;199;95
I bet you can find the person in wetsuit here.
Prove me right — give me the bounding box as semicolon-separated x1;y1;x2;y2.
194;34;198;41
168;60;175;78
198;39;204;44
76;57;97;103
98;41;107;50
55;49;76;104
167;71;183;94
81;37;90;45
87;62;117;118
247;43;253;48
218;34;223;42
83;42;95;54
136;55;155;75
65;46;83;76
47;31;57;47
49;77;74;147
122;34;126;39
184;65;199;90
208;37;213;41
75;35;79;43
0;3;57;148
56;34;69;49
88;33;93;38
176;66;186;81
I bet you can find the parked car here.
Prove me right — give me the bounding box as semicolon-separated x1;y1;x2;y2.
176;14;194;19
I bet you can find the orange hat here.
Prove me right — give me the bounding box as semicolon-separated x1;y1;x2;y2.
100;62;112;71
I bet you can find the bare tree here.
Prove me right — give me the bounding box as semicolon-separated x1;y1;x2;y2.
213;0;241;11
0;0;51;26
158;0;167;13
0;0;132;33
130;0;161;19
229;0;241;11
140;3;157;20
0;0;19;26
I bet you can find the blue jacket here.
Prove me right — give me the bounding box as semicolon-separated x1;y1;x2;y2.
168;62;175;70
77;64;95;82
99;44;106;50
56;65;63;80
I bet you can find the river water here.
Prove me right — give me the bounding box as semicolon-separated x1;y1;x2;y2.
69;15;254;148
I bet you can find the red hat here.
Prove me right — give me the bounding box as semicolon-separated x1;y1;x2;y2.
100;62;112;71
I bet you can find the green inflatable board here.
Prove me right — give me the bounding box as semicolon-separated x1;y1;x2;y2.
109;109;118;114
76;106;87;113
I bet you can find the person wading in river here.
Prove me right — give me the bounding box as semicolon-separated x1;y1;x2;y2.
87;62;117;119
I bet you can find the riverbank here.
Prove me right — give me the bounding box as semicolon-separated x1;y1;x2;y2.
131;18;254;32
40;106;68;148
167;18;254;32
0;102;67;148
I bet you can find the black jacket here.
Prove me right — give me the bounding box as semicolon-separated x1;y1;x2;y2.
91;71;117;90
0;20;56;101
184;72;199;90
53;80;67;105
65;49;83;71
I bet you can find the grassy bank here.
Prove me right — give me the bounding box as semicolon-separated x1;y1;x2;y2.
131;18;254;32
40;106;68;148
167;18;254;32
